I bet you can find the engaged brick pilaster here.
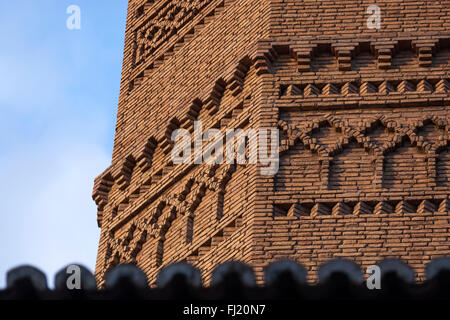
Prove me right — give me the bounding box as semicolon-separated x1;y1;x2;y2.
320;157;331;190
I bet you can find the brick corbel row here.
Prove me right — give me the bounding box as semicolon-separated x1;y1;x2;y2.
271;38;449;73
281;78;450;97
274;198;450;218
92;169;114;227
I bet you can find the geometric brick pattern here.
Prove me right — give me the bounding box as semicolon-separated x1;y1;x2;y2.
94;0;450;286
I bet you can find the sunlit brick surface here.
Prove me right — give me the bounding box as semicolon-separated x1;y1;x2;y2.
93;0;450;286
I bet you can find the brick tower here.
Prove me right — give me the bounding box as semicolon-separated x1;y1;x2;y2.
93;0;450;285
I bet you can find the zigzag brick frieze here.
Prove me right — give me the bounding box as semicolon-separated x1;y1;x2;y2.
276;114;449;194
130;0;228;91
99;164;239;283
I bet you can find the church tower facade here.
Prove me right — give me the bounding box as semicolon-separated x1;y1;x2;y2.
93;0;450;285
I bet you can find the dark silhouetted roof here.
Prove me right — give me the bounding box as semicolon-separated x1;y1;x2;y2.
2;259;450;300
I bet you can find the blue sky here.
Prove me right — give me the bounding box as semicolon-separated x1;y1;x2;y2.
0;1;127;287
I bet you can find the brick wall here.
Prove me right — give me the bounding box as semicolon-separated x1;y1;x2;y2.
251;0;450;283
253;209;450;283
94;0;450;286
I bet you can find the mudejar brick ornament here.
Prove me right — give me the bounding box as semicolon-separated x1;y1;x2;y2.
92;0;450;287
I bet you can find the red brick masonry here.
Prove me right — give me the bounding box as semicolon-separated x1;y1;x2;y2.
93;0;450;285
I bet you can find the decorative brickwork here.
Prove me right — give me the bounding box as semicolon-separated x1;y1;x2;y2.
94;0;450;286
